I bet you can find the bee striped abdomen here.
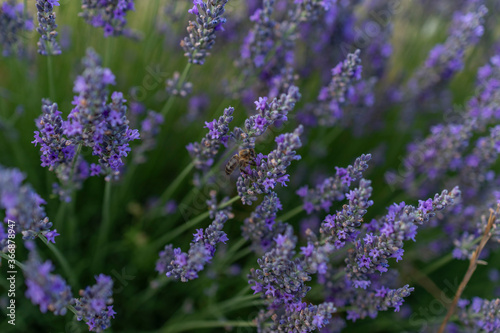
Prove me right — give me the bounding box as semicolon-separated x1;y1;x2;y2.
225;154;240;175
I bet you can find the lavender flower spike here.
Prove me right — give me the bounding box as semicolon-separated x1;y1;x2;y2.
232;85;301;149
314;49;362;126
297;153;371;214
156;191;233;281
407;3;487;97
80;0;135;38
36;0;61;55
63;49;139;181
318;178;374;250
241;191;287;254
457;297;500;332
0;165;56;250
181;0;231;65
237;125;303;205
24;249;72;315
32;100;88;202
72;274;116;332
346;186;461;287
186;107;234;171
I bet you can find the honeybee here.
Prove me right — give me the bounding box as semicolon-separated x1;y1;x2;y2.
225;148;256;175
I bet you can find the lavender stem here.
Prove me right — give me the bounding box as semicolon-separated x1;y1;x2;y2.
39;234;77;287
161;62;192;118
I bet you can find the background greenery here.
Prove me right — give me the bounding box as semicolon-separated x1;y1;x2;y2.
1;0;499;332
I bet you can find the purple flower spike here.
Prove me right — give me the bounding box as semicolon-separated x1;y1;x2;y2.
72;274;115;332
36;0;61;55
80;0;136;38
181;0;231;65
24;250;72;316
156;192;234;281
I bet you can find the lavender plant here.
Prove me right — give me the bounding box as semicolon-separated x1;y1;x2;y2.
33;48;139;201
2;0;500;332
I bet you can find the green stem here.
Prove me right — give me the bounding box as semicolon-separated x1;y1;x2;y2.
104;37;113;68
47;55;55;101
158;163;194;211
323;126;343;147
118;163;138;203
226;247;252;265
0;251;26;270
223;237;247;260
95;181;113;269
215;294;260;312
151;196;240;250
144;162;195;223
55;199;67;238
278;205;303;222
68;143;83;183
422;236;482;276
39;234;77;287
162;320;257;333
67;193;77;248
160;62;192;117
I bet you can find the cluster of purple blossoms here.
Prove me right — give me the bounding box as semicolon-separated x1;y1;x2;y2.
181;0;230;65
388;54;500;260
80;0;135;37
0;0;33;57
345;187;461;287
32;100;89;201
156;192;233;282
458;125;500;194
0;165;57;249
316;178;374;250
257;301;337;332
24;248;72;316
405;2;487;101
335;273;414;323
457;297;500;332
233;85;301;149
391;53;500;198
239;0;276;73
33;100;74;171
241;191;287;254
186;106;234;171
237;0;330;100
310;49;363;126
249;226;311;307
297;154;371;214
72;274;116;332
36;0;61;55
249;226;337;332
63;49;139;181
187;85;300;175
33;49;139;200
237;125;303;205
245;153;437;328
